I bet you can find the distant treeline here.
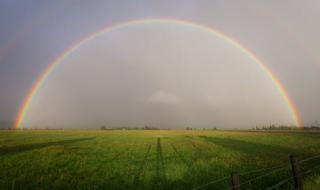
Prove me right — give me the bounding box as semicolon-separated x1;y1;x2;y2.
99;126;218;131
253;125;320;130
1;124;319;131
100;126;169;130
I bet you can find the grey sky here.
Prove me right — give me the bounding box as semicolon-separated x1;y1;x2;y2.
0;0;319;128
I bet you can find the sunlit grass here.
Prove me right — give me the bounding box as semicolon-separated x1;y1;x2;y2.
0;130;319;189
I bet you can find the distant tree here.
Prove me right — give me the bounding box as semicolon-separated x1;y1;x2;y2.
100;125;106;130
269;124;276;130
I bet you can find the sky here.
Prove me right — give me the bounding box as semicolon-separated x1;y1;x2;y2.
0;0;320;128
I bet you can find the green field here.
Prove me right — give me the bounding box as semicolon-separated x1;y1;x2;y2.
1;130;320;190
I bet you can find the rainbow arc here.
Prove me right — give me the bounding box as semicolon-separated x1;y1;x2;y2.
14;18;301;128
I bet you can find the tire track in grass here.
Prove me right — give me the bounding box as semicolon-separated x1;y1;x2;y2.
154;137;167;190
132;144;152;186
171;143;193;168
188;140;212;160
189;140;204;151
172;142;213;188
171;142;204;185
109;152;122;162
89;148;125;175
156;138;166;179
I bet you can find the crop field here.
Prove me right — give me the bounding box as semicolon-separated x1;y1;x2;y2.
1;130;320;190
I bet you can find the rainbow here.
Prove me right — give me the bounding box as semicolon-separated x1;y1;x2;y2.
14;18;302;129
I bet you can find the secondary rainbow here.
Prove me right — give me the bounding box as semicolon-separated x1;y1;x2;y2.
14;18;302;128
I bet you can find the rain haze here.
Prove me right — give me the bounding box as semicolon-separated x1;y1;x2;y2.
1;1;320;129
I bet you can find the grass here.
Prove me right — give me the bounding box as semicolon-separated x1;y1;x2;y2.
0;129;320;189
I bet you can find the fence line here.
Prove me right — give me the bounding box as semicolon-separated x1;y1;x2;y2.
222;166;288;190
192;165;289;190
192;153;320;190
239;165;289;176
235;166;290;187
266;176;293;190
301;162;320;176
266;162;320;190
299;154;320;163
191;177;229;190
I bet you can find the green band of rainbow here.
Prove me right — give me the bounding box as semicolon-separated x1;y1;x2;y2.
14;18;302;128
